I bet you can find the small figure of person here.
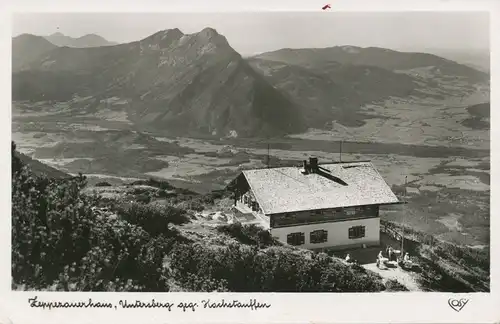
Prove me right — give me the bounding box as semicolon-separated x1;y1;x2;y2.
376;251;383;267
404;252;411;262
345;254;351;263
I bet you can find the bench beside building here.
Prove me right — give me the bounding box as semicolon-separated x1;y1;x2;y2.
230;158;400;250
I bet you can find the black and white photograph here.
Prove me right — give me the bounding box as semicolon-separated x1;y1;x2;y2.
9;8;492;296
4;0;500;321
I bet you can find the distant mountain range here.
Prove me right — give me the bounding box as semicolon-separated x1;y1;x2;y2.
44;32;118;48
12;28;490;138
253;46;487;82
249;46;489;127
12;28;304;137
12;32;118;71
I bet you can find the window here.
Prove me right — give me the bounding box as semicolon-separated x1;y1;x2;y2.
345;208;356;216
348;226;366;239
287;232;305;246
310;230;328;244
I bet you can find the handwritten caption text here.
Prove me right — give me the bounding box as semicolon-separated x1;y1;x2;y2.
28;296;271;312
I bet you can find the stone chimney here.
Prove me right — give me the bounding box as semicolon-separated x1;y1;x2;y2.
309;157;319;173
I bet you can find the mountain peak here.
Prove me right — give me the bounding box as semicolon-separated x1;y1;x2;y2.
141;28;184;48
199;27;219;38
171;28;184;35
158;28;184;38
193;27;231;49
50;32;65;37
79;33;101;38
76;34;107;41
339;45;362;54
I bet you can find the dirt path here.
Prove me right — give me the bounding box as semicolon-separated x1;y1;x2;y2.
363;263;421;291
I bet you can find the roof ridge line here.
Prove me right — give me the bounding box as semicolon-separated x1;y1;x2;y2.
245;160;373;171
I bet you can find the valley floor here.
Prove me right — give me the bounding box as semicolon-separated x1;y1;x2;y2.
11;93;490;248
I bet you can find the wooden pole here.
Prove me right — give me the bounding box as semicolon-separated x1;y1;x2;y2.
267;143;270;168
339;140;343;163
401;175;407;255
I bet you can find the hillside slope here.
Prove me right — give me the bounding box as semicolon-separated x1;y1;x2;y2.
461;102;490;130
12;28;305;138
248;57;418;127
12;34;58;71
12;142;69;179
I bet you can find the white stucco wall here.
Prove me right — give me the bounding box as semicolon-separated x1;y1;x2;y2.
270;217;380;250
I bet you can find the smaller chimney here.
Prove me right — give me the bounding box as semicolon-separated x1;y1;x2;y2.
309;157;319;173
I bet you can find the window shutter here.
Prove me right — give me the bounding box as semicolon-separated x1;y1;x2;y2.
348;226;366;239
287;232;305;246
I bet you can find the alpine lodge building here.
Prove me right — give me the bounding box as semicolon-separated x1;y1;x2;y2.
230;157;400;250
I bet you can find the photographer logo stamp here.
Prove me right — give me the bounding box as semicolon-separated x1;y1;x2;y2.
448;298;469;312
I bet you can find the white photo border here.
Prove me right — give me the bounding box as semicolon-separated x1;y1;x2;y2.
1;0;498;323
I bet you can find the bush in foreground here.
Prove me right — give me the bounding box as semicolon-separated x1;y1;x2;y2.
115;202;190;237
216;223;279;248
11;144;173;291
168;242;385;292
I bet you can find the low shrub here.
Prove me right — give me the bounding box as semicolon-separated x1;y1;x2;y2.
168;243;385;292
95;181;112;187
175;200;205;212
115;202;189;237
216;223;278;248
129;178;177;191
135;194;152;204
385;279;409;292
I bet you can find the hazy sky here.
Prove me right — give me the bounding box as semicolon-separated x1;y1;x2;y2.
12;12;489;55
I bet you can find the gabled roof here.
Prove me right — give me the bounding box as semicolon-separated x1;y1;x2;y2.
240;161;399;215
